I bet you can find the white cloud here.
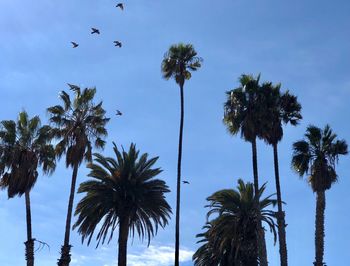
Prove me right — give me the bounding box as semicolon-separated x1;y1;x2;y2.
127;245;193;266
71;245;194;266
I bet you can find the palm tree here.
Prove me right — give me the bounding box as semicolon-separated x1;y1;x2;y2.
193;179;277;266
0;111;56;266
47;84;110;266
161;43;202;266
223;74;268;265
292;125;347;266
73;143;172;266
261;83;302;266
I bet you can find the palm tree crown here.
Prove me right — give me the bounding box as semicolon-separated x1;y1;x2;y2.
261;83;302;145
0;111;56;197
292;125;348;192
74;143;171;265
47;84;110;167
161;43;202;86
223;74;265;142
193;179;277;266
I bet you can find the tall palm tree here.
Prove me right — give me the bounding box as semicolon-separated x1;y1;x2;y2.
161;43;202;266
292;125;347;266
223;74;268;265
261;83;302;266
47;84;110;266
73;143;172;266
0;111;56;266
193;179;277;266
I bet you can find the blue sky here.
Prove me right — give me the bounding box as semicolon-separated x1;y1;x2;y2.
1;0;350;265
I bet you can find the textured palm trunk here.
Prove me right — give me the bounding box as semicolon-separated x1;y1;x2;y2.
58;164;79;266
25;190;34;266
273;143;288;266
174;81;185;266
251;138;268;266
314;190;326;266
118;217;129;266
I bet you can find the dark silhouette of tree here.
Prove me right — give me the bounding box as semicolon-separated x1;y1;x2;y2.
73;143;172;266
193;179;277;266
47;84;109;266
0;111;56;266
161;43;202;266
261;82;302;266
292;125;347;266
223;74;268;265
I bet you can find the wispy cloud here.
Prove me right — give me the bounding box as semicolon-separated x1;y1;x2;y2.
70;245;193;266
127;245;193;266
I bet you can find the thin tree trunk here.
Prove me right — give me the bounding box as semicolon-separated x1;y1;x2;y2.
174;81;185;266
251;138;268;266
273;143;288;266
25;190;34;266
252;138;259;193
314;191;326;266
118;217;129;266
58;164;79;266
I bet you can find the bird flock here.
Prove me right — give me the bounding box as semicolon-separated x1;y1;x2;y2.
70;2;124;49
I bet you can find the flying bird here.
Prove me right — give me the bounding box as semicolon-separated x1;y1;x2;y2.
182;181;190;184
116;110;122;116
114;41;122;48
91;28;100;34
116;3;124;10
71;42;79;48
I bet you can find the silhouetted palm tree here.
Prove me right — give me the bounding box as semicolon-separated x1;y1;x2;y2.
161;43;202;266
193;179;277;266
47;84;109;266
261;83;302;266
73;143;172;266
292;125;347;266
0;111;56;266
223;74;268;265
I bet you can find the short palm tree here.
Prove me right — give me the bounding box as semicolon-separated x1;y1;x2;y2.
261;83;302;266
161;43;202;266
47;84;109;266
73;143;172;266
193;179;277;266
0;111;56;266
292;125;347;266
223;74;268;265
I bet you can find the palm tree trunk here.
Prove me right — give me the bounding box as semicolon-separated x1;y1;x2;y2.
251;138;268;266
314;190;326;266
58;164;79;266
251;138;259;193
118;217;129;266
273;143;288;266
174;81;185;266
25;190;34;266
